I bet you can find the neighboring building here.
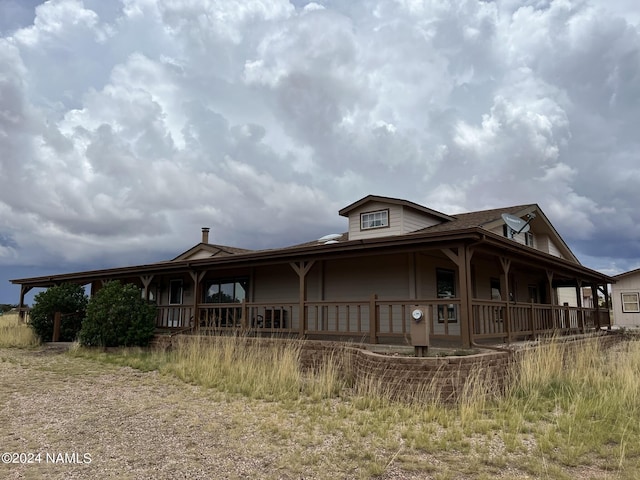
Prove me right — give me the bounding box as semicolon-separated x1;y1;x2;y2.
611;268;640;328
10;195;614;348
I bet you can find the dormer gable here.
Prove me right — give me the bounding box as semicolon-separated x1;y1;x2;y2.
468;204;579;263
338;195;454;241
172;227;253;261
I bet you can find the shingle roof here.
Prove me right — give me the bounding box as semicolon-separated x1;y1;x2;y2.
417;204;537;233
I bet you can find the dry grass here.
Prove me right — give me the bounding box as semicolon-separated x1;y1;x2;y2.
2;335;640;479
0;313;39;348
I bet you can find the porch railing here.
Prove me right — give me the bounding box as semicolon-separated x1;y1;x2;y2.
471;300;610;342
155;299;610;345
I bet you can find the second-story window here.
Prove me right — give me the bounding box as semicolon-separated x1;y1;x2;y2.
525;232;534;247
361;210;389;230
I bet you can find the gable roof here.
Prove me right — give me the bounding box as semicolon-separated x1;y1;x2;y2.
173;242;253;261
418;204;537;233
417;203;579;264
339;194;455;221
613;267;640;279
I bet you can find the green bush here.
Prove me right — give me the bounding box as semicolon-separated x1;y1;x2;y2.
29;284;88;342
79;281;157;347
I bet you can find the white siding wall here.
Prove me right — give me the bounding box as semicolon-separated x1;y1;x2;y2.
547;238;563;258
346;202;445;240
401;208;443;232
347;202;403;240
612;273;640;327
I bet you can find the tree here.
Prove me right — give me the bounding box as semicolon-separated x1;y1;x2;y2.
29;284;88;342
79;281;157;347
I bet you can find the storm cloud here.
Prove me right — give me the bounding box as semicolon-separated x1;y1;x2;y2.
1;0;639;302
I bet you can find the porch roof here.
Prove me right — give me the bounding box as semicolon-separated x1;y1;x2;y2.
10;224;614;289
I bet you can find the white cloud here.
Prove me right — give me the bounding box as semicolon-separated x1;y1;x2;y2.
1;0;640;302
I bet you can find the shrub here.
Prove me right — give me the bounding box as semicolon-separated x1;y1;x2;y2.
79;281;157;347
29;284;88;342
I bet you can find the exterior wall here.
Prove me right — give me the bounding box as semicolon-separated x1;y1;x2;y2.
401;207;442;233
537;234;563;258
322;253;412;300
346;202;443;241
612;273;640;327
252;264;298;302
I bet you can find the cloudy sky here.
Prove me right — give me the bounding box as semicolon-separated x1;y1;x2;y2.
1;0;639;304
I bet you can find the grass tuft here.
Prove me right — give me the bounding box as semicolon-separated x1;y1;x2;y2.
0;313;40;348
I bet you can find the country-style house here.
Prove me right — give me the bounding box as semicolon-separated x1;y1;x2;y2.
611;268;640;329
11;195;614;348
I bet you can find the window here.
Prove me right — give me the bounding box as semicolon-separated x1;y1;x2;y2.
525;232;534;247
169;280;183;305
528;285;539;303
436;268;457;323
203;278;248;304
360;210;389;230
621;292;640;313
490;278;501;300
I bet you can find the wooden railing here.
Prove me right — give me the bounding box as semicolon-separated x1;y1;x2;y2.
471;300;610;343
155;299;610;345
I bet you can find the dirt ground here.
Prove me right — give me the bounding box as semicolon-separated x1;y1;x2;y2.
0;345;441;480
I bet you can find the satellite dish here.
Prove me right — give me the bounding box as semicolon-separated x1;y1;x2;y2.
317;233;342;243
501;213;533;236
323;240;340;244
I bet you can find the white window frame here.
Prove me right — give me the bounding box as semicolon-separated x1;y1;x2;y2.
360;209;389;230
525;231;534;247
621;292;640;313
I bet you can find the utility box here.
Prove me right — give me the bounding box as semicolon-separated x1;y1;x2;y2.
410;305;430;357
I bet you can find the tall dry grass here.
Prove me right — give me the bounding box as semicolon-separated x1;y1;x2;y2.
69;333;640;477
158;335;348;402
0;313;39;348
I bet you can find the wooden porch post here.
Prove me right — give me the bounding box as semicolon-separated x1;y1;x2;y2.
546;271;555;329
290;261;315;338
140;275;154;301
18;285;32;322
188;271;206;332
500;257;511;343
369;293;378;344
575;280;584;333
52;311;61;342
591;284;600;329
441;245;472;348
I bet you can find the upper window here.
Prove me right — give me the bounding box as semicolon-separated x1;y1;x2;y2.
360;210;389;230
621;292;640;313
525;232;534;247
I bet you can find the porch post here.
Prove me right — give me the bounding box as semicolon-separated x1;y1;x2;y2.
369;293;378;344
18;285;32;322
188;271;206;332
575;280;584;333
499;257;512;343
546;270;555;329
140;275;154;301
290;260;315;338
441;245;472;348
591;284;599;329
